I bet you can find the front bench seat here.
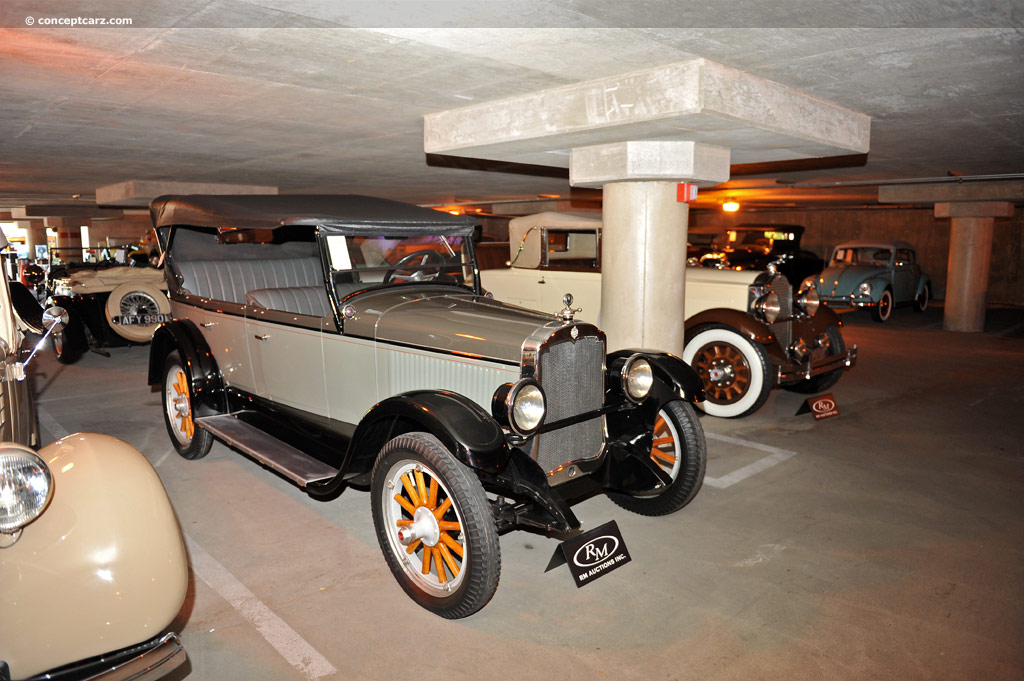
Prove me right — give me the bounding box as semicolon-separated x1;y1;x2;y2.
246;286;332;317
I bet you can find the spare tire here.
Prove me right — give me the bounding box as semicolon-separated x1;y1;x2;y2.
104;282;171;343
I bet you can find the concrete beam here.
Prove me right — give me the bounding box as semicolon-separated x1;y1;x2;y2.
96;180;279;208
879;180;1024;205
12;205;122;219
934;202;1015;218
570;141;730;188
424;58;870;169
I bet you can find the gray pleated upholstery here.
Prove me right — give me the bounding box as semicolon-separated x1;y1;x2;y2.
245;286;332;317
176;258;323;304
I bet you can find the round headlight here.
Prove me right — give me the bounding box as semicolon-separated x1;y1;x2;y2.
754;290;781;323
797;286;820;316
801;276;817;291
0;446;53;533
858;281;873;296
622;355;654;402
510;380;545;435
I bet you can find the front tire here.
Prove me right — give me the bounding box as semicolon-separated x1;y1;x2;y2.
162;351;213;459
783;323;847;394
371;433;500;619
872;288;894;322
683;325;772;418
607;401;707;516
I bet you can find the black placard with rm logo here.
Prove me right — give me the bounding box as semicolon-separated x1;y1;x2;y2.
546;520;631;588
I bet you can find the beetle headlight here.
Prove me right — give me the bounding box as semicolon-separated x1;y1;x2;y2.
796;286;820;316
801;276;817;291
492;379;546;436
0;446;53;534
858;281;873;296
621;354;654;403
754;290;781;323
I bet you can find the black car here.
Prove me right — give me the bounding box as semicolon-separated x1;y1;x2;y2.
688;224;825;286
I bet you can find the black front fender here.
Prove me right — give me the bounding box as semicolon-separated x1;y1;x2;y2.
148;319;225;417
608;349;705;406
348;390;510;477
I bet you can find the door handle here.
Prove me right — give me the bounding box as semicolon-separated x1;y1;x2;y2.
254;334;270;341
200;322;217;328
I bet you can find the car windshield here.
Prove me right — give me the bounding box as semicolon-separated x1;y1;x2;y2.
832;247;892;266
326;234;471;289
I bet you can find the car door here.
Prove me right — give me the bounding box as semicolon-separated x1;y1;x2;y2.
245;303;329;418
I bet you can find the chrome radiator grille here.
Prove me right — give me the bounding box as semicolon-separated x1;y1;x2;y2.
534;335;605;475
768;274;793;350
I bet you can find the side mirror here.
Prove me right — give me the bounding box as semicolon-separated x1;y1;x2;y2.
14;306;69;379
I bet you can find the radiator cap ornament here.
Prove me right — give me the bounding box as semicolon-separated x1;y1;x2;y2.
559;293;581;323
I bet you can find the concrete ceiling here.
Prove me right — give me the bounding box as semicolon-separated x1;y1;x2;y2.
0;1;1022;214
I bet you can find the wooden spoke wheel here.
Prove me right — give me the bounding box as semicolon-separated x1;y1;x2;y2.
683;325;772;418
607;401;707;516
371;433;499;619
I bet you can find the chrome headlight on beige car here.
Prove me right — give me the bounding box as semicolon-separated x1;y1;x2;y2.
0;445;53;533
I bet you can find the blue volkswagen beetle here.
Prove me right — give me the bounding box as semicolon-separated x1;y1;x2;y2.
802;240;931;322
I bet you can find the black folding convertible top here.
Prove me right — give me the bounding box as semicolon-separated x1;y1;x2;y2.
150;194;476;237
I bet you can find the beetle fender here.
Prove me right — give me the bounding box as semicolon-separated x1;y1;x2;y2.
148;319;225;416
349;390;509;475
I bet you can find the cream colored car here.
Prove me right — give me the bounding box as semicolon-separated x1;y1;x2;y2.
0;236;188;680
480;213;857;418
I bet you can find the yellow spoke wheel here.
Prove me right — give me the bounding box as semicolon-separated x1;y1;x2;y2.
371;433;500;619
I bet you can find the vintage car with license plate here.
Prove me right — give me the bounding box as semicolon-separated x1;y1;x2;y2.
0;235;188;681
148;194;708;619
478;212;857;419
802;240;931;322
31;246;171;364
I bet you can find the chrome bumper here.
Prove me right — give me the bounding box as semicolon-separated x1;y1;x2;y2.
777;344;858;385
46;633;186;681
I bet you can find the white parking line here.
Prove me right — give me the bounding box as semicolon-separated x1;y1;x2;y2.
35;406;70;439
36;385;149;404
185;535;338;680
703;432;798;489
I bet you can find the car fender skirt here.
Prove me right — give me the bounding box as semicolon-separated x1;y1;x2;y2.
354;391;510;474
148;319;225;417
685;308;775;345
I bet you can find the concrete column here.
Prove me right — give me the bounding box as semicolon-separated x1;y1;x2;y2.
44;218;86;251
571;140;730;354
601;182;690;354
934;201;1014;332
944;216;994;332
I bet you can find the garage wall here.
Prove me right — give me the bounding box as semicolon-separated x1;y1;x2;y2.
690;206;1024;307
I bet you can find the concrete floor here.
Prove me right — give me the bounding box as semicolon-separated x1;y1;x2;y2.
29;304;1024;681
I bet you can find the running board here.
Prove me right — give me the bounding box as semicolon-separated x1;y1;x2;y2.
195;414;338;486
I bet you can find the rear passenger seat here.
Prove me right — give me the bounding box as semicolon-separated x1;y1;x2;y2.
245;286;331;317
175;257;324;305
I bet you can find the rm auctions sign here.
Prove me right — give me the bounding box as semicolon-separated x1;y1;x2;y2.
546;520;632;588
796;393;840;420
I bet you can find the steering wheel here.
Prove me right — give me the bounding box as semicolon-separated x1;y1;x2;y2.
383;249;448;284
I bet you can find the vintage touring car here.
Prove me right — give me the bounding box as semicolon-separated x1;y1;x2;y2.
148;194;707;618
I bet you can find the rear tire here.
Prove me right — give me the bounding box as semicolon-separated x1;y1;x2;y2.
606;401;707;516
105;282;171;343
914;284;930;313
371;433;500;618
162;351;213;459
